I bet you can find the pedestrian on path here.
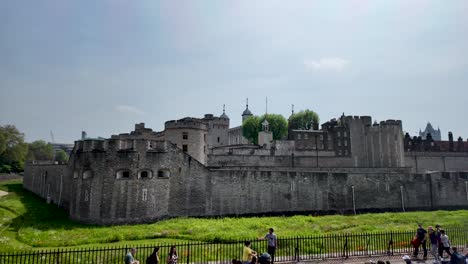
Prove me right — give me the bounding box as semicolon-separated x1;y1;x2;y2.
440;230;452;259
413;223;428;259
125;248;140;264
428;226;440;264
258;228;278;264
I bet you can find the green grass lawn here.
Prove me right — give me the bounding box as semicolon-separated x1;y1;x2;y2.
0;179;467;252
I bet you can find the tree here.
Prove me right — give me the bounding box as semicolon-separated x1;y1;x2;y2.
27;140;54;161
55;149;69;163
242;116;261;144
260;114;288;140
288;109;320;130
242;114;288;145
0;125;28;172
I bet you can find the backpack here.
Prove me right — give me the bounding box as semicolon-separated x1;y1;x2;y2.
450;253;465;264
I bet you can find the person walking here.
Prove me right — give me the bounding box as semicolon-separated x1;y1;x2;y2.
125;248;140;264
435;225;443;259
258;228;278;264
428;226;440;264
167;246;178;264
413;223;428;259
146;247;160;264
440;230;452;259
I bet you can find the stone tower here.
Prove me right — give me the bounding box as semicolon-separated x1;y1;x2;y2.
164;118;208;164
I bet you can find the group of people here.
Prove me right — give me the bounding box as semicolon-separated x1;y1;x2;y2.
240;228;278;264
411;223;466;264
125;245;178;264
124;228;278;264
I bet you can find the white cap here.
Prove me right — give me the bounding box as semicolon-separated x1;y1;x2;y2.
402;255;411;260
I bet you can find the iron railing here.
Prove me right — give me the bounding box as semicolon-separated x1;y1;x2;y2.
1;228;467;264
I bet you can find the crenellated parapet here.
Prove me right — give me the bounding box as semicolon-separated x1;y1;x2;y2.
165;118;208;131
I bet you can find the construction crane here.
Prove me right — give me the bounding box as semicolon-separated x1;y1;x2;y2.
50;130;55;143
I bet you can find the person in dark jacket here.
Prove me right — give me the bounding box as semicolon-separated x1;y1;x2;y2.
146;247;160;264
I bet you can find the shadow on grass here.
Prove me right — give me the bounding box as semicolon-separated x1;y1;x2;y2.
1;180;93;233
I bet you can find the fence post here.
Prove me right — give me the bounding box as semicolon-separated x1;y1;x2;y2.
343;234;349;259
295;236;300;262
186;243;190;264
387;231;393;256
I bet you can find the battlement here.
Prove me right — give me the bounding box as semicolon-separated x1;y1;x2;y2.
343;115;372;126
203;114;229;123
74;139;168;153
369;119;403;128
165;118;208;130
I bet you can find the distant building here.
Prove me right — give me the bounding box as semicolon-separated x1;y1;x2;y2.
419;122;441;140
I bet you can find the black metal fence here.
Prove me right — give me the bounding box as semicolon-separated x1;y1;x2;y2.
1;229;467;264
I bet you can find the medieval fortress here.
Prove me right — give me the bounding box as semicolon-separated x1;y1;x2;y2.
24;103;468;224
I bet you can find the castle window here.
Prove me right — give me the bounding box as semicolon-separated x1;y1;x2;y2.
182;132;188;140
84;190;89;202
320;135;324;140
73;171;79;179
119;140;127;149
344;131;348;137
328;135;332;140
217;137;220;143
345;149;348;155
116;170;131;179
158;169;170;178
338;149;342;156
344;140;348;147
297;134;301;140
82;170;93;179
138;170;152;179
337;132;341;137
304;134;308;139
142;189;148;201
338;141;341;147
182;144;188;152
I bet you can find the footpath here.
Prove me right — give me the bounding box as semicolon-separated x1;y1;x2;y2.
294;248;467;264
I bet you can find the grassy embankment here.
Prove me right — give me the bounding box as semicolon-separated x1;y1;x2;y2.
0;179;467;252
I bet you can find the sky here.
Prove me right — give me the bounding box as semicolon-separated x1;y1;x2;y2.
1;0;468;143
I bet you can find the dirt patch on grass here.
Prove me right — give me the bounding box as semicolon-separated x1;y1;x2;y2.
0;190;7;197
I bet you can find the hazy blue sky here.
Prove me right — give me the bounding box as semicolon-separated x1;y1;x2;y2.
1;0;467;143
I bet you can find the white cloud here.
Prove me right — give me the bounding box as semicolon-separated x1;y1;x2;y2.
115;105;146;115
304;57;350;72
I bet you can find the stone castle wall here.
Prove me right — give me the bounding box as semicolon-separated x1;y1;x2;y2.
405;152;468;173
23;162;70;209
24;154;468;225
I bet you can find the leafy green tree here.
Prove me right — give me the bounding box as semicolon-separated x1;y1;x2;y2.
242;116;261;144
0;125;28;172
289;109;320;130
242;114;288;144
55;149;69;163
27;140;54;161
260;114;288;140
